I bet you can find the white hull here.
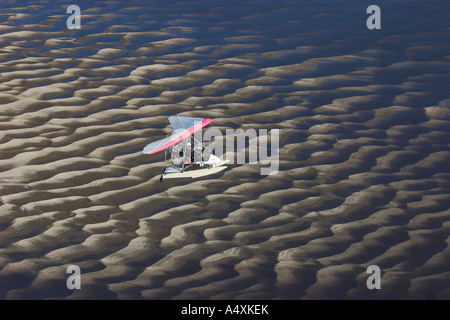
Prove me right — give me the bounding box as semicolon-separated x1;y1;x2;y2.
162;165;227;179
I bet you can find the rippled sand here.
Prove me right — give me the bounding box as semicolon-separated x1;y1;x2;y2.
1;0;450;299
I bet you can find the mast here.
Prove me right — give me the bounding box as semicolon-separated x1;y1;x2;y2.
181;143;186;171
191;134;195;163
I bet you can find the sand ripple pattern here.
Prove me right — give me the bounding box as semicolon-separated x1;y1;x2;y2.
1;0;450;299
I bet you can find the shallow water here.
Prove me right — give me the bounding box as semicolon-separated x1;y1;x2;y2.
0;0;449;299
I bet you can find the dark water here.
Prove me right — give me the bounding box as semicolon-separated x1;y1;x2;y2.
0;0;449;299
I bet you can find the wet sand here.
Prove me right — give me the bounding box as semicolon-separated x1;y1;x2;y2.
1;0;450;299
